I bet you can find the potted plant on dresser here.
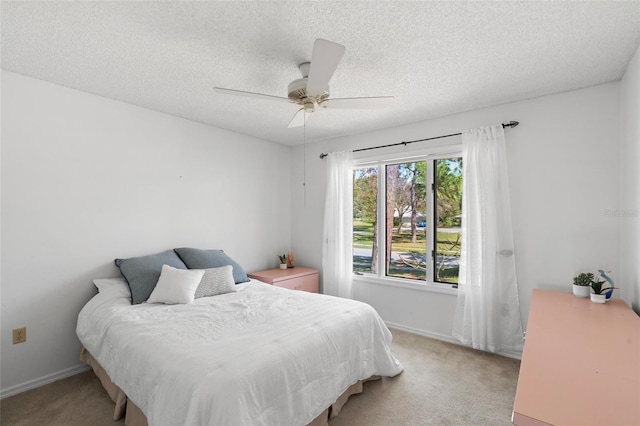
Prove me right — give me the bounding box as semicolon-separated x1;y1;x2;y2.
572;273;592;298
590;271;617;304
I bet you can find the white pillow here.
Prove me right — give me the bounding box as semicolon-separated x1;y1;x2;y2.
195;265;237;298
147;264;205;305
93;278;131;299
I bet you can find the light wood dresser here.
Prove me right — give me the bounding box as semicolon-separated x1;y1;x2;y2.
248;267;319;293
512;289;640;426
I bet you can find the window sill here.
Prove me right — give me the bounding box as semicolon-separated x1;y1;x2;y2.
353;274;458;296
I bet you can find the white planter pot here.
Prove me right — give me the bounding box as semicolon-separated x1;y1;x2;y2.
572;285;591;298
279;264;287;270
590;293;607;304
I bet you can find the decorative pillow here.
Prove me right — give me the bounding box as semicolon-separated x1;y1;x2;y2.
93;278;131;299
115;250;187;304
147;264;205;305
174;248;249;284
194;265;237;299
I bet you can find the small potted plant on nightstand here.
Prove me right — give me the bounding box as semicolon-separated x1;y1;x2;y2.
278;254;287;270
572;272;592;298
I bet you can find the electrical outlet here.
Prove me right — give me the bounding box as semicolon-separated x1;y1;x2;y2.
13;327;26;344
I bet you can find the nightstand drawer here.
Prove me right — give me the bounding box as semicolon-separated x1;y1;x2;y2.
273;273;318;292
248;267;319;293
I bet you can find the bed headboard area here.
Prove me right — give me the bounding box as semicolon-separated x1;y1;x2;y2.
114;248;250;305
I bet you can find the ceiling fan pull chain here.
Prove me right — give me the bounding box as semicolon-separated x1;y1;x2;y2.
303;110;307;208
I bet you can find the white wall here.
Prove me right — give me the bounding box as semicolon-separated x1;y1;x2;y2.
292;82;622;347
0;71;292;396
620;44;640;314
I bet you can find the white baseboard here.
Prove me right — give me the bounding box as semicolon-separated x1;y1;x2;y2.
385;321;522;360
386;321;462;345
0;363;91;399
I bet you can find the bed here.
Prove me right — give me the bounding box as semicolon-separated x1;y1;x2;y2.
76;256;403;426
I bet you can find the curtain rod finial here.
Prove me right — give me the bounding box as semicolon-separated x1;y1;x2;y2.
320;153;328;159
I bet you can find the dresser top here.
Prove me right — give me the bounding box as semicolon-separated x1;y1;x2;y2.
247;266;318;283
513;289;640;425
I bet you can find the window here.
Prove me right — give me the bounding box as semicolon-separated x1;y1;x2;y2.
433;158;462;284
352;152;462;289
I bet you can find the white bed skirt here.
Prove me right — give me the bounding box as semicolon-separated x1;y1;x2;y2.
80;347;378;426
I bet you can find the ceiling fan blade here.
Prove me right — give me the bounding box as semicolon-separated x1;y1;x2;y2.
287;108;306;128
323;96;394;109
214;87;291;103
306;39;346;97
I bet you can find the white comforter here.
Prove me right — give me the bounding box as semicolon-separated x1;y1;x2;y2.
76;279;403;426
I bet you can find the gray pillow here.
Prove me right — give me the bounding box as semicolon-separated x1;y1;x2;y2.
174;247;249;284
195;265;237;298
115;250;187;304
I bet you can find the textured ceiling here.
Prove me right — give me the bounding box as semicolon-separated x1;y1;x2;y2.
2;1;640;146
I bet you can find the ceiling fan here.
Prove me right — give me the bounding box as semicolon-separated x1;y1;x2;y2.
214;39;394;128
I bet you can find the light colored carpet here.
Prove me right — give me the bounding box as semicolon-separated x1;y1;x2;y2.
1;368;122;426
331;329;520;426
0;329;520;425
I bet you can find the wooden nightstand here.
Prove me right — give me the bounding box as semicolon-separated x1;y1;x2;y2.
248;267;319;293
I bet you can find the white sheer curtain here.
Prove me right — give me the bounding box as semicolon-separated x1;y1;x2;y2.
452;125;523;354
322;151;354;298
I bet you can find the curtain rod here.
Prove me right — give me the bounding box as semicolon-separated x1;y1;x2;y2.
319;121;519;159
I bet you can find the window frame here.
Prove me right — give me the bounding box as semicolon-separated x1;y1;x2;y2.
352;145;462;294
